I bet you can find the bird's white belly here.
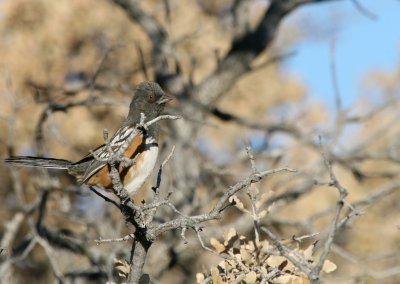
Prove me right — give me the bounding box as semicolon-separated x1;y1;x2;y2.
125;138;158;196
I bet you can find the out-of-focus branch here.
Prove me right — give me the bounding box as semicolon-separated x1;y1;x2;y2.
112;0;343;104
210;104;400;181
0;238;37;282
232;0;252;41
112;0;177;90
0;213;24;257
195;0;344;105
34;96;125;153
34;227;65;282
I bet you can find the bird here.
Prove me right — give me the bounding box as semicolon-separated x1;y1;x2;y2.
5;81;172;198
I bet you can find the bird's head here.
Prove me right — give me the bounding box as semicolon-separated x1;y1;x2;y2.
127;81;172;123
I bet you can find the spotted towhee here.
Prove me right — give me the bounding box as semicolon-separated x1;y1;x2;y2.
5;81;172;198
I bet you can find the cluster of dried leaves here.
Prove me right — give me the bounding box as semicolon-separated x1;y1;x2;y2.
197;228;336;284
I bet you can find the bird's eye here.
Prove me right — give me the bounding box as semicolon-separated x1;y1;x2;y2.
148;94;156;102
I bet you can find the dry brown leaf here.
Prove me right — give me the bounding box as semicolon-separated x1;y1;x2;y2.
233;251;243;262
259;239;272;250
322;259;337;273
260;266;268;276
211;267;219;283
113;258;129;278
223;227;238;246
258;209;268;219
302;243;316;261
232;247;241;257
232;273;246;283
244;271;257;283
229;195;247;212
273;275;303;284
266;255;287;268
300;273;310;284
226;258;236;268
278;259;289;271
240;247;253;264
243;240;255;252
196;273;205;283
224;260;233;274
210;237;226;253
218;260;226;271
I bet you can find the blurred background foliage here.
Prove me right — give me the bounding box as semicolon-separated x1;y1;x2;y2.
0;0;399;283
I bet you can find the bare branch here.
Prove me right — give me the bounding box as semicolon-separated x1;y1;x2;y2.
112;0;174;87
195;0;343;105
33;225;65;282
95;234;135;244
195;228;216;254
310;138;349;282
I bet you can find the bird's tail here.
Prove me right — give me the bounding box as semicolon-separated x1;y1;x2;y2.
4;156;72;169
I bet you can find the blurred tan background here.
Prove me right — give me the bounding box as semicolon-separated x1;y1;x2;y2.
0;0;400;283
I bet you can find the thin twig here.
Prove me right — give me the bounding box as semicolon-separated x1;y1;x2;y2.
195;228;216;253
310;138;349;282
292;232;320;243
95;234;135;244
245;146;261;244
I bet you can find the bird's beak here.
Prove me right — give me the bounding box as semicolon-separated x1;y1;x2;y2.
157;93;172;105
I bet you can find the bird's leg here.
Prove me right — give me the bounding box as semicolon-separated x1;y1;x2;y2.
120;156;137;168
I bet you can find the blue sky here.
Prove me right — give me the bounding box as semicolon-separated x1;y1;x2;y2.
283;0;400;108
